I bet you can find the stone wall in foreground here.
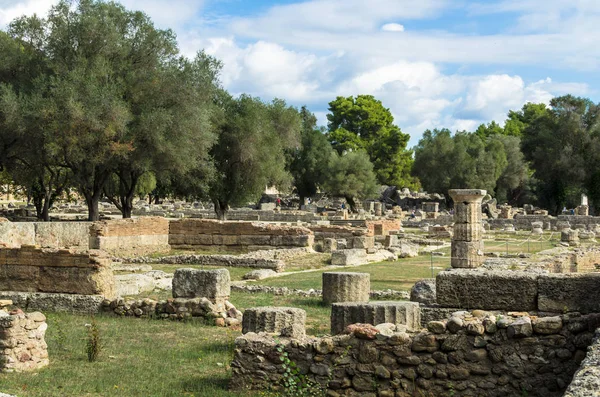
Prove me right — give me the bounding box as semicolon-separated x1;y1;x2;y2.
230;310;599;396
0;246;115;298
0;309;49;373
89;217;170;256
169;219;314;251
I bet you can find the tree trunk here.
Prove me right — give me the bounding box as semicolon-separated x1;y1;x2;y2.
345;196;357;213
214;199;229;220
84;193;101;221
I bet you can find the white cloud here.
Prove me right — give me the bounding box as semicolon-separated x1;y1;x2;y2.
0;0;55;27
381;23;405;32
118;0;204;29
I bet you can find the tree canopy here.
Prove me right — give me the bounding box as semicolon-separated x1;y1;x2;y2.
327;95;418;190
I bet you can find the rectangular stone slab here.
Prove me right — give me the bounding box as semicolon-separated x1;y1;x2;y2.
172;268;230;302
538;273;600;314
436;269;538;311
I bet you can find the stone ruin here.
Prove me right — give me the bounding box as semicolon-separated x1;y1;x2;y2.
0;300;49;373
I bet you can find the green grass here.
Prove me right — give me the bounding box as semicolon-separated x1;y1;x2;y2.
150;264;250;281
0;313;256;397
249;254;451;291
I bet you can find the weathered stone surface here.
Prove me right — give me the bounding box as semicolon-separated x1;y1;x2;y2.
538;273;600;313
330;249;368;266
0;310;49;372
436;269;538;311
331;301;420;334
0;291;104;314
115;274;156;296
242;269;277;280
242;307;306;338
507;317;533;338
172;268;230;303
532;316;563;334
450;240;484;268
322;272;370;304
410;279;436;305
564;329;600;397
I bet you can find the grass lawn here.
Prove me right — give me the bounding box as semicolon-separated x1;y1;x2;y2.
248;254;451;291
0;313;255;397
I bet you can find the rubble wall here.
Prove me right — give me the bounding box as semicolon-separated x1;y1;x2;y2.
0;246;115;298
89;217;170;256
230;311;599;397
169;219;314;251
0;310;49;372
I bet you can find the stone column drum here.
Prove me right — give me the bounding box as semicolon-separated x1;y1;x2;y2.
242;307;306;338
449;189;486;268
322;272;370;305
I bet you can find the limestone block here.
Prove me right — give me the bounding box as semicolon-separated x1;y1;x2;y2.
384;234;398;247
436;270;538;311
453;223;482;241
561;229;579;243
331;249;367;266
172;268;230;304
450;240;484;268
352;236;374;249
242;307;306;338
322;238;337;253
322;272;370;304
330;301;421;334
538;273;600;314
115;274;156;296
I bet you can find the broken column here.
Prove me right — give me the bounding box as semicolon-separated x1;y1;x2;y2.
322;272;370;305
330;301;421;334
373;202;383;217
449;189;486;268
0;301;49;372
242;307;306;338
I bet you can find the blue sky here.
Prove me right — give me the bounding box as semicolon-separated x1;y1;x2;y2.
2;0;599;147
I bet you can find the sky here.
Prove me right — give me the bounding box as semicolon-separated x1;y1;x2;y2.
1;0;599;147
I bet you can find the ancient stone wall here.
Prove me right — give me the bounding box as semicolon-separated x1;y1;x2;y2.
230;310;599;396
0;308;49;373
89;217;169;256
0;221;91;249
365;219;402;236
564;329;600;397
169;219;314;251
437;269;600;314
0;246;115;298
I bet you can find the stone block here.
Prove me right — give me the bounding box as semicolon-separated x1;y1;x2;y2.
242;307;306;338
450;240;484;268
331;249;367;266
330;301;421;334
410;279;436;305
538;273;600;314
172;268;230;304
322;272;370;304
352;236;374;249
453;223;483;242
436;270;538;311
322;238;337;253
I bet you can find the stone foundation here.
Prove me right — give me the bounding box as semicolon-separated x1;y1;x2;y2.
89;217;170;256
0;221;91;249
169;219;314;251
0;291;104;314
437;269;600;314
230;310;598;396
0;246;115;298
0;307;49;373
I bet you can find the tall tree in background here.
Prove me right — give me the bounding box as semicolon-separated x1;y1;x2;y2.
522;95;599;213
327;95;418;189
209;93;300;219
2;0;220;220
323;150;378;212
287;106;332;206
